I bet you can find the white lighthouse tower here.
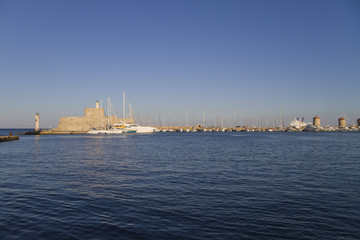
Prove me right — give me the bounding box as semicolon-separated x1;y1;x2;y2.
35;113;40;131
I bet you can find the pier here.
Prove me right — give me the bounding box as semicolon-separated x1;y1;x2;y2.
0;133;19;142
24;125;360;135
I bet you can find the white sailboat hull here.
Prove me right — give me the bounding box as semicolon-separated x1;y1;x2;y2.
87;129;124;134
129;125;158;133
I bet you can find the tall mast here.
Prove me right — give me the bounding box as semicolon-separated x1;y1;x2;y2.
139;113;142;125
107;97;109;126
123;91;125;123
163;109;165;127
168;107;171;127
107;96;111;127
229;113;231;128
273;115;276;128
279;106;284;127
221;113;224;129
234;110;236;127
129;103;134;123
157;108;162;127
100;100;103;129
192;108;195;127
186;105;188;128
202;109;205;127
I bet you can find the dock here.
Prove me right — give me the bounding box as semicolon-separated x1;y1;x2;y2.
0;133;19;142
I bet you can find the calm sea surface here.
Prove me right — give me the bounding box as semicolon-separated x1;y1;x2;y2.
1;129;359;240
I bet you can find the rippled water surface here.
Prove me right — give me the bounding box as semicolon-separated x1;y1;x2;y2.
1;130;360;239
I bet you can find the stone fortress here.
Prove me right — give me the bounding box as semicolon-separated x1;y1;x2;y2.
52;101;133;133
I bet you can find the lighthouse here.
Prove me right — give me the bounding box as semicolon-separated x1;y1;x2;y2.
35;113;40;131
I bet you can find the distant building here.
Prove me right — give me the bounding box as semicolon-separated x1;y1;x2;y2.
357;118;360;126
338;117;346;128
313;116;320;127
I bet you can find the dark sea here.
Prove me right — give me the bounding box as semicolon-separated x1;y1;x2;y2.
1;129;359;240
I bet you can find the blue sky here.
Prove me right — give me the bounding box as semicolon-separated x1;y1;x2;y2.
1;0;359;128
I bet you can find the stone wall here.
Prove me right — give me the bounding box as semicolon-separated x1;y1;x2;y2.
85;108;104;119
55;116;90;131
54;107;134;132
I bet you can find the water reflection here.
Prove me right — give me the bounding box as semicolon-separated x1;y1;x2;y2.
30;135;43;165
2;132;360;239
57;135;140;199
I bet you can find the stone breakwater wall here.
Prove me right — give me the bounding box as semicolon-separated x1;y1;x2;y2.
54;107;133;132
0;134;19;142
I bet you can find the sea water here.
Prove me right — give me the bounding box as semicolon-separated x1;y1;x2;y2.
0;130;359;239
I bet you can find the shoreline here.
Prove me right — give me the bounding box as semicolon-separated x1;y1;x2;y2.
15;125;360;135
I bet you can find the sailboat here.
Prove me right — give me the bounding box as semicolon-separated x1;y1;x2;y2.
118;123;158;133
88;100;109;134
116;91;159;133
87;97;136;134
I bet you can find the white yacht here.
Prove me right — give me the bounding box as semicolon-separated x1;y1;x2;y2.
116;122;158;133
88;129;110;134
289;118;308;128
87;128;124;134
303;124;319;132
87;123;137;134
87;126;131;134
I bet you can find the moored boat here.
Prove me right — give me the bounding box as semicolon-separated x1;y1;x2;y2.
116;122;158;133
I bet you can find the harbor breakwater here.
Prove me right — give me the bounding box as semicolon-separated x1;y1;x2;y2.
0;133;19;142
26;125;360;135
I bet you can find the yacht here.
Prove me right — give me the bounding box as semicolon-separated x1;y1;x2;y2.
88;129;109;134
117;122;158;133
87;124;137;134
87;128;124;134
88;127;134;134
303;124;319;132
289;118;308;128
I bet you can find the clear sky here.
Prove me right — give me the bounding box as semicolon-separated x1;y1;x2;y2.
1;0;359;128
